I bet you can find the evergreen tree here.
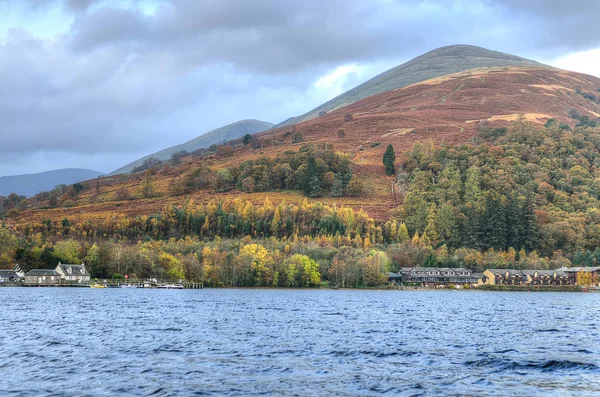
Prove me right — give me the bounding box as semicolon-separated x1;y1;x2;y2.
383;144;396;176
521;195;538;251
482;195;507;251
424;203;439;247
461;203;482;250
308;175;323;197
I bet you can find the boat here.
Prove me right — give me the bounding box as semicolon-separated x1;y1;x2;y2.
157;284;184;289
90;283;107;288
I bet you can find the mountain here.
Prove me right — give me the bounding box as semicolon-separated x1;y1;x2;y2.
10;63;600;225
0;168;103;197
276;44;541;127
111;119;274;175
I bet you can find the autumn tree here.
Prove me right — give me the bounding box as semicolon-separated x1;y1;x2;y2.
0;227;18;268
140;170;156;198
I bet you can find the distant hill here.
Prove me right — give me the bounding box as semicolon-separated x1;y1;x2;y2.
111;119;274;174
276;44;541;127
0;169;103;197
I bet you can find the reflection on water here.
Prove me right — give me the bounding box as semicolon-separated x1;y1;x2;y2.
1;289;599;396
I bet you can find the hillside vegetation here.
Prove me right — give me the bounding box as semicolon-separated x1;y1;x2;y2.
3;46;600;285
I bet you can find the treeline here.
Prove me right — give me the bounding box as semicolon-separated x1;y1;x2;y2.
16;198;394;243
170;144;363;197
395;120;600;257
4;226;582;287
8;234;391;287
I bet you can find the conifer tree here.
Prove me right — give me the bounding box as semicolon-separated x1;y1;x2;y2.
383;144;396;176
424;203;439;246
398;223;410;242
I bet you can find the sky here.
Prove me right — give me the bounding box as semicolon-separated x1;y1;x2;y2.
1;0;600;177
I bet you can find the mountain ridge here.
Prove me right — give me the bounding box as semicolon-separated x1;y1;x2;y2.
111;119;274;175
0;168;103;197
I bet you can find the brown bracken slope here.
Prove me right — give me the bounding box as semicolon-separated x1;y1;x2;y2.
11;66;600;225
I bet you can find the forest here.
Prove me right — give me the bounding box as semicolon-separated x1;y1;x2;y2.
3;120;600;286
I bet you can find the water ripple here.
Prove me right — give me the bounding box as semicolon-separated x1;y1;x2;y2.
0;289;599;396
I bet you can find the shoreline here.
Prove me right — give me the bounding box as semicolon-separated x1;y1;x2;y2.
1;284;598;293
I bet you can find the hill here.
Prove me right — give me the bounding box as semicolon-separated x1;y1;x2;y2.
276;45;541;127
7;65;600;225
0;169;103;197
111;119;274;175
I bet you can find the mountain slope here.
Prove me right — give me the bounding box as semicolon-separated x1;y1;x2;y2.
0;169;103;197
277;44;541;127
10;65;600;224
263;66;600;159
111;119;274;175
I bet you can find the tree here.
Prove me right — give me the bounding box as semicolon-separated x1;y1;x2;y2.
73;183;85;195
243;134;253;145
576;270;593;287
383;144;396;176
346;176;364;197
140;170;156;198
308;175;323;197
53;240;81;264
424;203;439;247
0;227;18;268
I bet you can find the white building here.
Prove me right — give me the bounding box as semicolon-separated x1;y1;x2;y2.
55;262;91;283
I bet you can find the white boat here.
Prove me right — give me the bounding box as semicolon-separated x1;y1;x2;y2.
157;284;184;289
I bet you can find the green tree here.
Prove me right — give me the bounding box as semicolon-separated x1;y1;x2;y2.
383;144;396;176
53;239;81;264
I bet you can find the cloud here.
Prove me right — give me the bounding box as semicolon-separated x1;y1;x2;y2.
1;0;600;177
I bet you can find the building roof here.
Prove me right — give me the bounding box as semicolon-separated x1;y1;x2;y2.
25;269;60;276
563;267;600;273
0;270;19;278
56;263;88;276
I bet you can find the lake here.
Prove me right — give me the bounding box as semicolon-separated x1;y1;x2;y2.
1;289;599;396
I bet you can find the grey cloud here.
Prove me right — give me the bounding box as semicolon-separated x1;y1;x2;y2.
2;0;600;176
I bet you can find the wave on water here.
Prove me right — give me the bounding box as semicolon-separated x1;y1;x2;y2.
465;357;600;373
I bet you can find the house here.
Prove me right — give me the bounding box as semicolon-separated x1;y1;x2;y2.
55;262;90;283
24;269;62;286
484;268;573;286
389;267;486;285
561;267;600;287
0;270;20;283
522;269;570;286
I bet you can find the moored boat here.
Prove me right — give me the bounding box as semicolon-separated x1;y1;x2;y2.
157;284;184;289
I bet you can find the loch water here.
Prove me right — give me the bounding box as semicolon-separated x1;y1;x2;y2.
0;288;599;396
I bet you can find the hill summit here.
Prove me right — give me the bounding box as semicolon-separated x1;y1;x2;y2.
277;45;541;127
